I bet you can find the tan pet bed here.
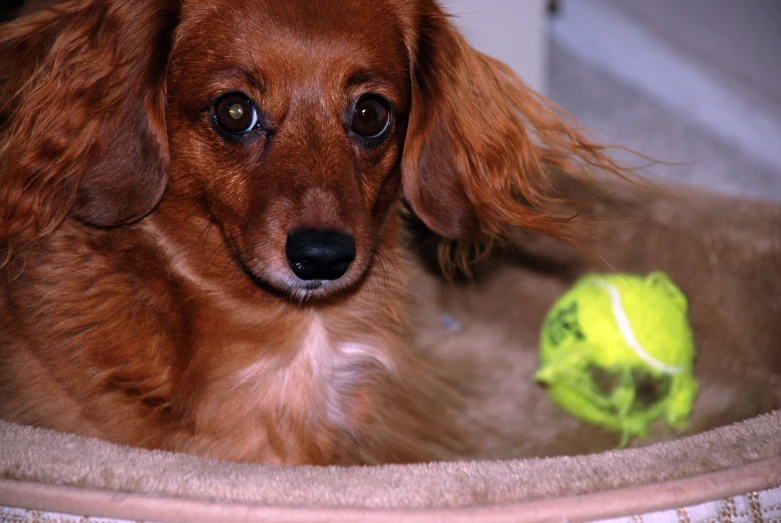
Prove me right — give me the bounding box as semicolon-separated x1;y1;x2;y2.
2;183;780;522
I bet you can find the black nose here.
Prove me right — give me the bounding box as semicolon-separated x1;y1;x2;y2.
285;230;356;281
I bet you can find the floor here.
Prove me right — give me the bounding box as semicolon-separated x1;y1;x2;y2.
548;0;781;202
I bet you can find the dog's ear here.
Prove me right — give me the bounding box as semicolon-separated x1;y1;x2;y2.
0;0;177;250
402;3;630;245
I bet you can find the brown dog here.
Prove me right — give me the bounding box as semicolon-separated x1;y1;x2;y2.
0;0;627;465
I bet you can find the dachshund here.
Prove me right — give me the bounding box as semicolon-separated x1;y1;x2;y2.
0;0;629;465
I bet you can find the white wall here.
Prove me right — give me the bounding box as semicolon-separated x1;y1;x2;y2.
439;0;549;95
553;0;781;174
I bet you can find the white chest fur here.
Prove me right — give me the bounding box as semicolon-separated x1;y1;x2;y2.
233;313;395;433
184;313;397;462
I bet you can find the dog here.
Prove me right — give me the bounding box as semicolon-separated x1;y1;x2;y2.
0;0;628;465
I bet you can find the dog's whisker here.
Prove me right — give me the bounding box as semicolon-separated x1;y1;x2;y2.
211;199;250;225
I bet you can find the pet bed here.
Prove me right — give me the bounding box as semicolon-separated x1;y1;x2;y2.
1;182;780;522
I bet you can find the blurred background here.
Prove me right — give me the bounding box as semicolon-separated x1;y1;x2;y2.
442;0;781;203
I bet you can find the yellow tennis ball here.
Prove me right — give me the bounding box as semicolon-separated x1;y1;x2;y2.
535;271;698;444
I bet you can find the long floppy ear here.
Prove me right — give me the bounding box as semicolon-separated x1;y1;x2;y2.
0;0;177;251
402;4;633;253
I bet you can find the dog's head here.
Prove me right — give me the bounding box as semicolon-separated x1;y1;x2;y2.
165;0;416;299
0;0;627;299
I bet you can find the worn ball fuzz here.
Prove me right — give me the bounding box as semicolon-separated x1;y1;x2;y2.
535;272;699;445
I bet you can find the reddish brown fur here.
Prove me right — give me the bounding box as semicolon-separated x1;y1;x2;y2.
0;0;632;464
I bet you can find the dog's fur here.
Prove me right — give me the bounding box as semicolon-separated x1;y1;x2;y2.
0;0;629;465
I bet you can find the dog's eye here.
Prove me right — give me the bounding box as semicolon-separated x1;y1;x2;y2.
351;96;391;140
214;93;259;135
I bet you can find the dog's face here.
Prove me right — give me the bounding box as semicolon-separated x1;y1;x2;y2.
166;0;412;299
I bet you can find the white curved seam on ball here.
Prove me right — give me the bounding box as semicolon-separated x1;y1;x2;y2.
605;283;684;375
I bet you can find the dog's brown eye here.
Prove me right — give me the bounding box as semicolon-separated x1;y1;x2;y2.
214;94;259;135
351;97;390;139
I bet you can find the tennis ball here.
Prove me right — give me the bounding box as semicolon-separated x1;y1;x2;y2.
535;271;698;444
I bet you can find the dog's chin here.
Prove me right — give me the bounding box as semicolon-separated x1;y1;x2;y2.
243;263;366;302
265;273;367;302
284;278;354;302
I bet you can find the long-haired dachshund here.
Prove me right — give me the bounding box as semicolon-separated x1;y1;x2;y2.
0;0;629;465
